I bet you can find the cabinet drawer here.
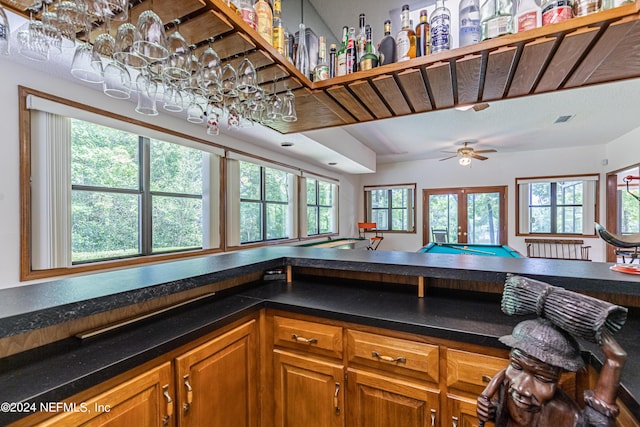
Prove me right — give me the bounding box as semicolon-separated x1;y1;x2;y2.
273;316;343;358
446;348;508;394
346;329;439;383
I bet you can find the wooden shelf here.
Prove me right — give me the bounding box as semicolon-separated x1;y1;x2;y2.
4;0;640;134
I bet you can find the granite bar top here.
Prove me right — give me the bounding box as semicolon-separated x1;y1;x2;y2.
0;278;638;425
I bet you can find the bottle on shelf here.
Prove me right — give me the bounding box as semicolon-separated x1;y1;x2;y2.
329;43;337;78
480;0;514;40
515;0;542;32
430;0;452;53
346;26;357;74
336;26;348;76
573;0;600;16
459;0;482;46
239;0;257;31
255;0;273;46
378;20;396;66
356;13;367;70
541;0;573;25
358;25;379;71
415;10;430;57
396;4;416;62
272;0;285;54
295;22;310;79
314;36;330;81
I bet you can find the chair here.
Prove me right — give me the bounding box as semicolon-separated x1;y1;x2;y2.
595;223;640;264
431;228;449;243
357;222;384;250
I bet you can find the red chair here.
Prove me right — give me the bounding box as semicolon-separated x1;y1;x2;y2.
358;222;384;250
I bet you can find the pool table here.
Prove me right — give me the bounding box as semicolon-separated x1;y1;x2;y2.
301;238;370;250
419;242;522;258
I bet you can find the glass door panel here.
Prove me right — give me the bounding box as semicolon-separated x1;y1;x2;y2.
467;192;501;244
428;193;458;243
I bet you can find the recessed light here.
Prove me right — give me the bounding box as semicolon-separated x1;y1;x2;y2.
554;115;574;123
328;162;337;166
281;142;294;147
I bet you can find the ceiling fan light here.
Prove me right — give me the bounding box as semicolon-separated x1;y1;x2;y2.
459;156;472;166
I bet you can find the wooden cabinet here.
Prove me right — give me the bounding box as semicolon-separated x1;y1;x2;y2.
33;362;174;427
446;394;489;427
175;319;259;427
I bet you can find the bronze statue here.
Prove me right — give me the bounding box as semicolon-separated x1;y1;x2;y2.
477;275;628;427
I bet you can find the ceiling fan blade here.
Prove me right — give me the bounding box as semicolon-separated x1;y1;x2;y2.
440;150;458;154
471;154;489;160
439;155;458;161
473;149;497;154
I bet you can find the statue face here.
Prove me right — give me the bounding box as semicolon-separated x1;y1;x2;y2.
505;348;561;419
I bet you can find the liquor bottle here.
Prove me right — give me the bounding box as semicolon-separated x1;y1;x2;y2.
573;0;599;16
430;0;452;53
459;0;482;46
396;5;416;62
255;0;273;45
378;20;396;66
480;0;514;40
541;0;573;25
356;13;367;70
415;10;430;57
329;43;337;78
313;36;330;81
515;0;541;31
336;26;348;76
239;0;257;31
358;25;378;71
346;27;357;74
272;0;285;54
295;22;310;79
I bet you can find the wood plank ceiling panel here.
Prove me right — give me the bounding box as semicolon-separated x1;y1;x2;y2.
584;19;640;84
268;89;349;133
176;10;234;45
535;26;601;93
565;17;640;88
455;54;483;105
507;37;557;97
226;50;274;71
211;32;256;59
131;0;206;24
326;86;374;122
348;81;393;119
312;92;358;125
426;62;454;109
371;75;412;116
256;64;290;85
482;47;517;101
259;78;302;94
396;69;432;113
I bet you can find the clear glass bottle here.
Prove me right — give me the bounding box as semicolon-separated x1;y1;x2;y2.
272;0;285;54
396;4;416;61
356;13;367;70
240;0;257;31
430;0;452;53
378;20;396;66
254;0;273;45
295;22;310;80
336;26;348;76
358;25;379;71
415;10;430;57
459;0;482;46
573;0;600;16
480;0;514;40
313;36;330;81
346;27;357;74
515;0;541;32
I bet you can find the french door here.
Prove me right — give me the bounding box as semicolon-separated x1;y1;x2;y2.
422;186;508;246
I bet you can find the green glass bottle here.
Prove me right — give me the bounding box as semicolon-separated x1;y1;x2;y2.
358;25;378;71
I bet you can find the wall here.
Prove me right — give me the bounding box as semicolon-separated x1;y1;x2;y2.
0;58;358;290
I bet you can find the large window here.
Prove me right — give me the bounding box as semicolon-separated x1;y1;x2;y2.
364;184;416;232
306;177;336;236
517;174;599;236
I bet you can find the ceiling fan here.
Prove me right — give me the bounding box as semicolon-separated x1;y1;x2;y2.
439;141;497;166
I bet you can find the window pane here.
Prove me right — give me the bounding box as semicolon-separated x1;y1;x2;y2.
240;201;262;243
557;206;583;234
391;189;408;208
319;207;332;233
371;190;389;208
621;189;640;234
150;139;204;195
240;161;261;200
530;206;551;233
391;208;407;231
307;179;317;205
429;194;458;242
467;192;500;244
71;190;139;262
530;183;551;206
371;209;388;229
266;203;287;239
318;181;333;205
556;181;582;205
152;196;202;252
307;206;319;235
71;119;139;189
265;168;289;202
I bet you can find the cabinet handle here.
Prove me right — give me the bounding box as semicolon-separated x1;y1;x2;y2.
430;409;436;427
292;333;318;344
183;375;193;412
482;374;492;383
333;382;340;415
162;385;173;427
452;416;458;427
371;351;406;364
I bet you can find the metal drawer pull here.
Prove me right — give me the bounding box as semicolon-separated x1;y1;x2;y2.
292;334;318;344
430;409;436;427
333;382;341;415
372;351;407;363
162;385;173;427
183;375;193;412
482;374;492;383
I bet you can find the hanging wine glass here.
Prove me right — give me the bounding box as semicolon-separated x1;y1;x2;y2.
135;71;158;116
164;20;190;81
0;4;10;55
40;6;63;55
17;11;50;62
54;1;80;48
71;41;104;82
162;81;184;112
236;57;257;94
114;20;147;69
198;37;222;102
186;100;205;124
103;61;132;99
221;63;238;97
281;89;297;122
134;10;168;62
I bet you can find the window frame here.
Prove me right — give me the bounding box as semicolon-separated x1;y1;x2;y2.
306;177;336;237
364;184;416;233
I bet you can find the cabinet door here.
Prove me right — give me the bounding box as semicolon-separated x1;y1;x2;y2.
347;368;440;427
34;362;174;427
447;394;494;427
273;349;345;427
175;320;259;427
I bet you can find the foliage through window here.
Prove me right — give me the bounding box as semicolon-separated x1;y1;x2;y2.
364;185;416;232
306;178;334;236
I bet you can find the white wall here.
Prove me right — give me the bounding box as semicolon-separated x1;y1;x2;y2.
0;59;358;290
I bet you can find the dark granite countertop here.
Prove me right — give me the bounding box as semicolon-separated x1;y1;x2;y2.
0;278;639;425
